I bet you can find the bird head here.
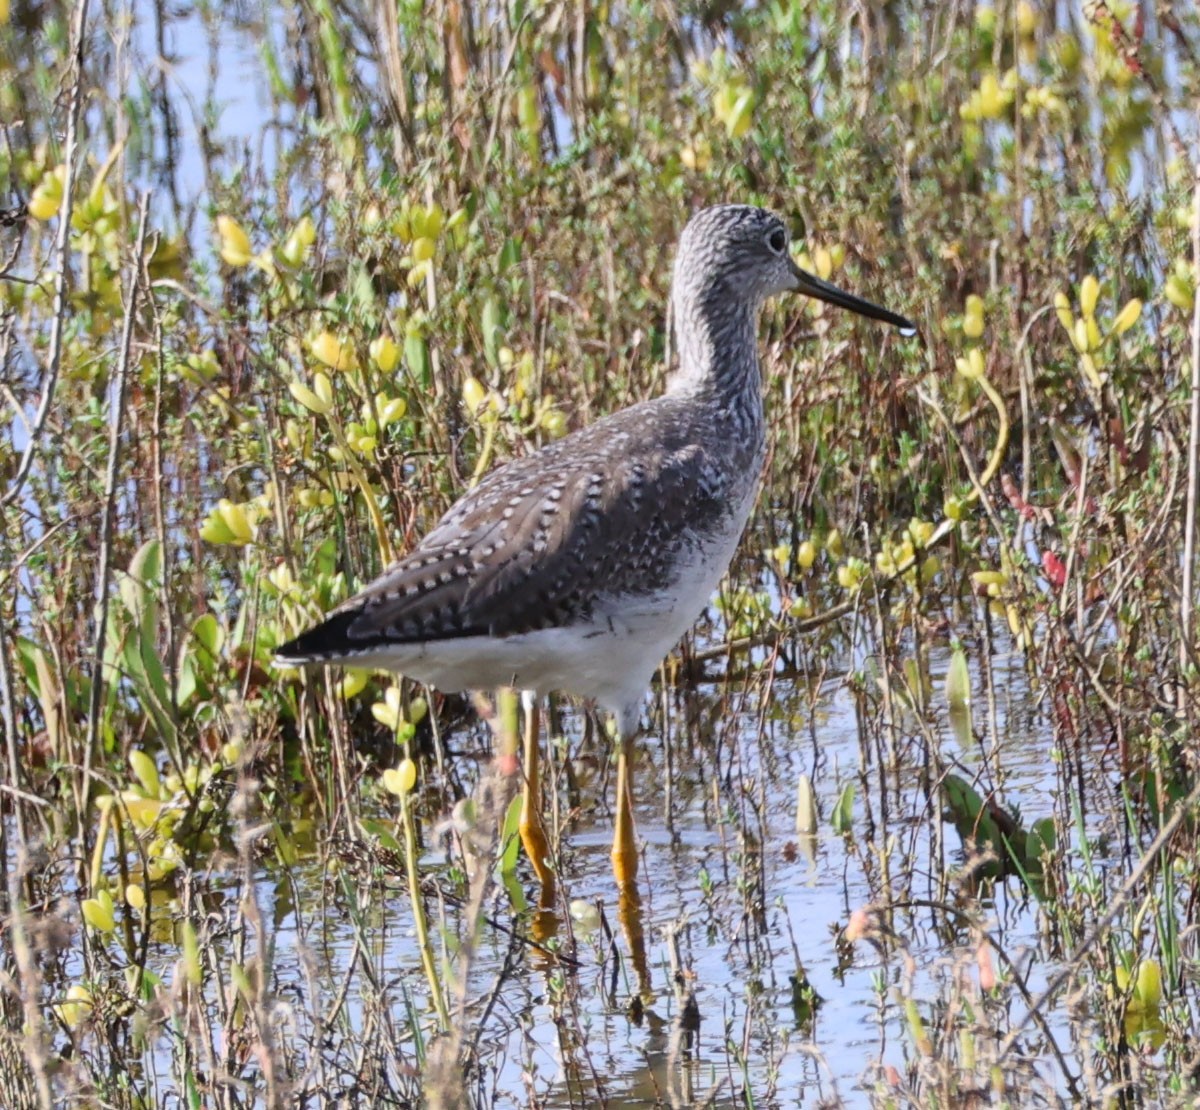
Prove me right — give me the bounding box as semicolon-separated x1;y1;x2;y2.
674;204;915;334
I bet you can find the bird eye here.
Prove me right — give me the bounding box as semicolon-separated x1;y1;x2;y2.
767;228;787;255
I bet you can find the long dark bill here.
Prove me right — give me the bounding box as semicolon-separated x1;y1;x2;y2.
790;259;916;335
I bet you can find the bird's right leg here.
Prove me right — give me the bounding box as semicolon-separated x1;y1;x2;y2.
518;690;556;905
610;702;641;888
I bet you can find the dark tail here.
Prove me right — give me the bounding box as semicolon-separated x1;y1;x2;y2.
274;609;365;665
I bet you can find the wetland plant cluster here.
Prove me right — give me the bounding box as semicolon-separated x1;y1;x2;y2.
2;0;1200;1106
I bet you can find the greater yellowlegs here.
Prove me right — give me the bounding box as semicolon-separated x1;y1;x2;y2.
276;204;914;893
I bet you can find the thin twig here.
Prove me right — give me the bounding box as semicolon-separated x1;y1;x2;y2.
83;193;151;813
1180;154;1200;715
1;0;90;509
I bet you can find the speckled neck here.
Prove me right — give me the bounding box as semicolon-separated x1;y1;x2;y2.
667;286;765;451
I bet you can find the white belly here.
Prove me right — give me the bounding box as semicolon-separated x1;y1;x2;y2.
341;510;752;717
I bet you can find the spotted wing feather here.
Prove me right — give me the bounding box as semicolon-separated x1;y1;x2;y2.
276;410;722;661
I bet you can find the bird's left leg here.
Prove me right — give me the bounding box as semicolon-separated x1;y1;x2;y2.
518;690;556;905
610;700;650;994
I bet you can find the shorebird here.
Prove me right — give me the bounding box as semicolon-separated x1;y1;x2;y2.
276;204;914;896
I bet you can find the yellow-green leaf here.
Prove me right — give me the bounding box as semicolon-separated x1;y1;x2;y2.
955;349;984;379
371;686;402;730
217;500;254;545
831;781;855;835
28;166;65;221
57;985;93;1028
462;376;487;415
181;919;202;986
407;258;433;287
310;331;357;372
381;758;417;796
129;750;160;797
289;380;332;416
278;215;315;267
199;512;236;545
1135;959;1163;1010
1165;273;1194;314
370;335;400;373
82;891;115;933
312;372;334;411
945;646;971;712
1113;298;1142;335
963;294;985;338
377;393;407;426
1079;274;1100;319
725;87;755;138
1053;291;1074;332
216;215;253;267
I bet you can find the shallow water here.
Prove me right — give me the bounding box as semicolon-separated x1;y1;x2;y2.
248;632;1066;1107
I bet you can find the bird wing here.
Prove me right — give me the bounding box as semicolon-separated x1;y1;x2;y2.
279;415;722;658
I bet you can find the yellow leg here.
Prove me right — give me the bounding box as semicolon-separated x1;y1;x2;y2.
518;696;556;906
611;729;639;886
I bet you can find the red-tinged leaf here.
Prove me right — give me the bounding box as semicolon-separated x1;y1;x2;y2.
1042;550;1067;589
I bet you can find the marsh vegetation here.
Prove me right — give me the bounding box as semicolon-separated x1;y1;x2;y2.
3;0;1200;1106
